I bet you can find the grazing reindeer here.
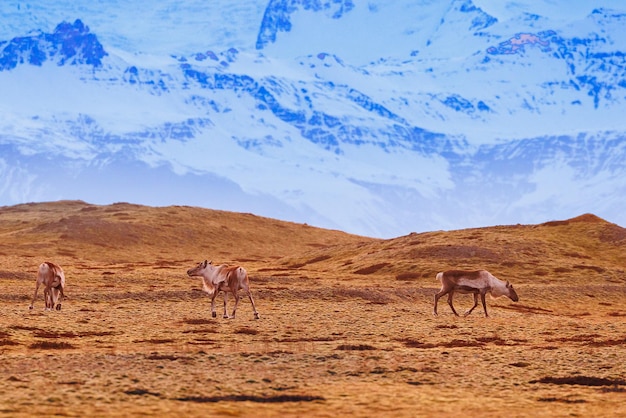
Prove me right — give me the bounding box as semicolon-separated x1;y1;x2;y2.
29;262;66;311
433;270;518;317
187;260;260;319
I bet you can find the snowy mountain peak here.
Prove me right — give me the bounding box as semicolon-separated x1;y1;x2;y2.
441;0;497;33
0;18;106;71
256;0;355;50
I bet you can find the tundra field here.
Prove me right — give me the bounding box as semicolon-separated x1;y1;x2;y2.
0;201;625;417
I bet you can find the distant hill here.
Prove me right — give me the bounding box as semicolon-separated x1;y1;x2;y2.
276;212;626;285
0;201;623;287
0;200;375;267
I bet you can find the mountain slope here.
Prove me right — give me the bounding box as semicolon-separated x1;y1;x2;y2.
0;1;625;237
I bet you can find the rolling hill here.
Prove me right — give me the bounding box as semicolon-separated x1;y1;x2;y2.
1;200;623;285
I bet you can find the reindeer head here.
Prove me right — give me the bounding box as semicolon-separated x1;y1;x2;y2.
187;260;212;277
506;281;519;302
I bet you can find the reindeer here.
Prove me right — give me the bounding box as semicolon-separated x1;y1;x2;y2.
29;262;66;311
433;270;518;317
187;260;260;319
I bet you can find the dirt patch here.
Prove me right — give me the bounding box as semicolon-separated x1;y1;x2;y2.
276;336;339;343
600;224;626;242
395;272;422;281
305;255;332;264
133;339;175;344
187;339;218;346
600;386;626;393
537;397;586;404
588;337;626;347
28;341;76;349
530;376;626;386
336;344;377;351
181;318;215;325
546;334;601;343
145;354;191;361
35;216;146;246
125;389;162;397
409;245;501;261
354;263;389;275
32;330;117;338
573;264;606;273
10;325;43;332
331;287;394;304
509;362;530;368
175;394;325;403
397;338;485;349
475;336;518;346
235;327;259;335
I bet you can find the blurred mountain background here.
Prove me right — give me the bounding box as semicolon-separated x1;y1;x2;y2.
1;0;625;238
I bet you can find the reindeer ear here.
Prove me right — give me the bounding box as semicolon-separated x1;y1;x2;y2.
202;260;208;267
506;280;511;287
208;260;213;265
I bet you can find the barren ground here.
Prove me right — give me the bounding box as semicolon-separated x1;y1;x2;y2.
0;201;625;417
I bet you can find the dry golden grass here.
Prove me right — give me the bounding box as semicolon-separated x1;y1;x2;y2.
0;201;625;417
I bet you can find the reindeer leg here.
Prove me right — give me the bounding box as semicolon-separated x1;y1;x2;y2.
231;291;240;319
46;286;56;311
29;281;42;310
50;287;59;311
464;293;479;316
210;292;218;318
447;291;459;316
222;291;230;319
433;289;450;316
52;288;63;311
481;292;489;317
247;290;260;320
56;286;65;311
44;287;52;311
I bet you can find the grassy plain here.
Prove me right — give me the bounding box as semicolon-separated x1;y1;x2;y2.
0;201;625;417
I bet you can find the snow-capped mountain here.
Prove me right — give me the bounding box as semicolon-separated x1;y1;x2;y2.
1;0;625;238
